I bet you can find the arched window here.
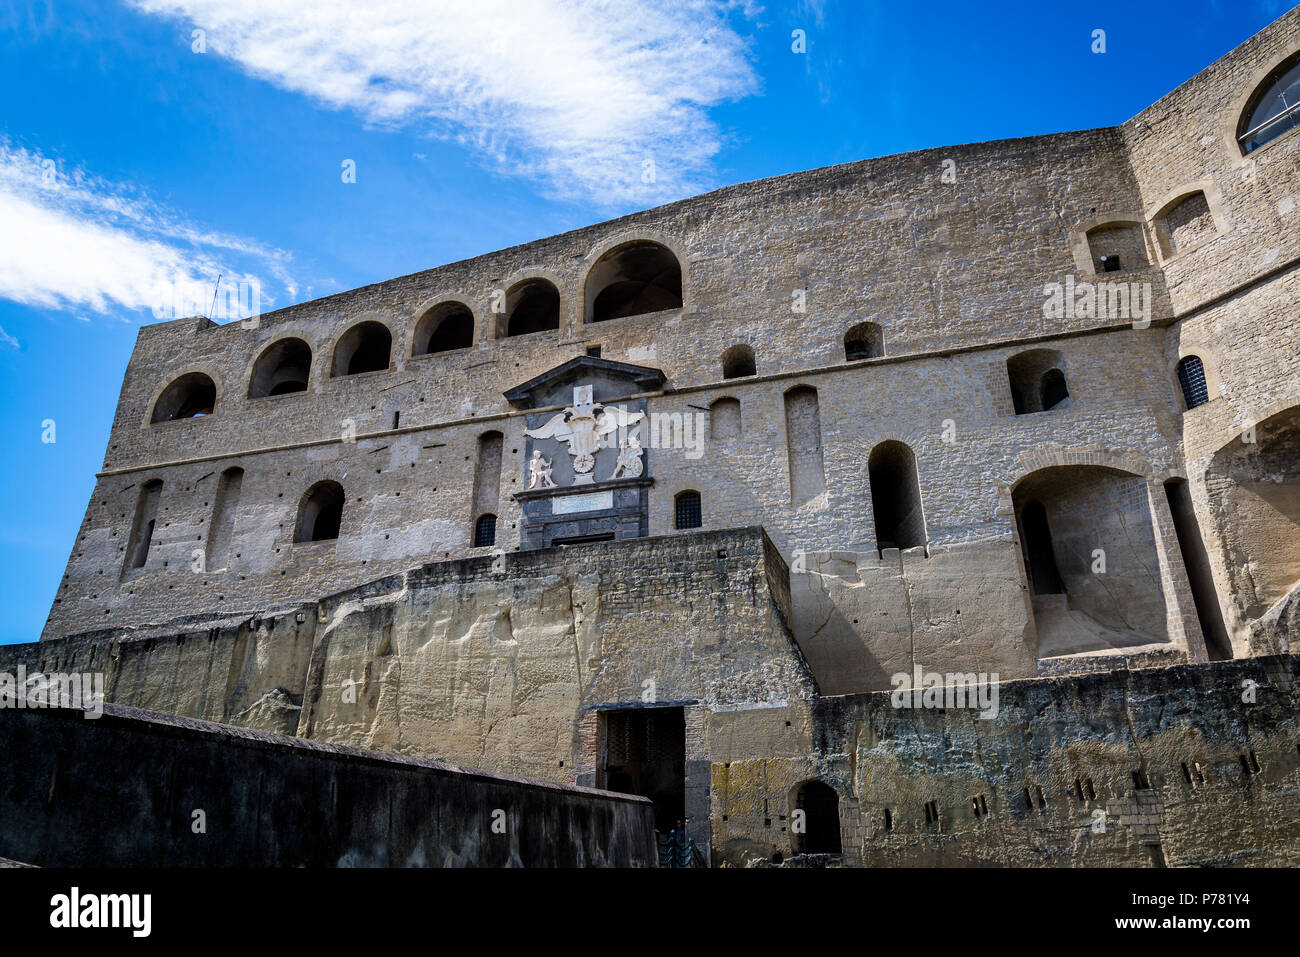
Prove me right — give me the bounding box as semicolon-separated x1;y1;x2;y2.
675;490;702;530
296;481;344;542
868;440;926;553
721;345;755;379
792;781;841;855
1177;355;1209;410
504;279;560;337
844;322;883;361
151;372;216;423
473;513;497;547
1238;51;1300;154
1007;349;1070;415
412;301;474;355
331;321;391;377
248;338;311;398
586;241;682;322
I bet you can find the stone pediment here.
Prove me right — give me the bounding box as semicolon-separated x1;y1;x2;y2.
504;356;665;409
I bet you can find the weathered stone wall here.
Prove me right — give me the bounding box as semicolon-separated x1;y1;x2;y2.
708;655;1300;867
0;704;657;867
40;9;1300;669
8;528;817;776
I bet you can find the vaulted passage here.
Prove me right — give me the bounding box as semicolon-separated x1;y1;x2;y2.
784;386;825;507
296;481;344;542
868;440;926;552
151;373;215;422
599;707;685;833
505;280;560;337
249;338;311;397
413;302;474;354
792;781;841;856
586;241;682;322
332;322;391;376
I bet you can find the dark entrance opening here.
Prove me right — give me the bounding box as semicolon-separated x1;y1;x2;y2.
599;706;685;833
1019;498;1064;595
1164;478;1232;660
793;781;841;855
555;533;616;546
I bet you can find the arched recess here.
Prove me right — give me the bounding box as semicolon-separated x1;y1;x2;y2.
412;301;474;355
585;240;682;323
1007;349;1070;415
471;431;503;545
844;322;884;360
1011;465;1169;658
503;279;560;337
331;321;392;377
709;397;741;442
1085;221;1149;273
867;440;926;553
721;345;756;379
248;338;312;398
151;372;216;423
123;479;163;575
791;781;841;856
295;481;345;542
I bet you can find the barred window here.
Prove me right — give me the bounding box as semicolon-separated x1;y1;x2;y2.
1177;356;1209;410
474;513;497;547
675;490;702;530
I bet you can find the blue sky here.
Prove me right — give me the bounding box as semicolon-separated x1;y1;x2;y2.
0;0;1290;643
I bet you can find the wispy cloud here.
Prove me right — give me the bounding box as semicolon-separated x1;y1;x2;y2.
131;0;760;205
0;141;295;317
0;324;18;349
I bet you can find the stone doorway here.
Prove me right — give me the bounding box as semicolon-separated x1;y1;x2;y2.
598;706;685;833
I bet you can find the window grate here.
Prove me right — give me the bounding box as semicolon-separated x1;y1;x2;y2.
675;491;702;530
1177;356;1209;410
473;513;497;547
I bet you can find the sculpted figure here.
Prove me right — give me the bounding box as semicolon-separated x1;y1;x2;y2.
528;449;556;489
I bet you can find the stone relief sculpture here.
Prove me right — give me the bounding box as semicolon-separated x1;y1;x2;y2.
524;384;645;485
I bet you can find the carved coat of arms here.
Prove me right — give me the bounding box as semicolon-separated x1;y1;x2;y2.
525;385;644;485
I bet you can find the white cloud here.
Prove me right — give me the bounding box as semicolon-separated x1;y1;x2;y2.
0;142;295;317
0;324;18;349
132;0;760;204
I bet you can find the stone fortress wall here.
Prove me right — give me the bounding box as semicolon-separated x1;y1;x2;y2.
9;7;1300;866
